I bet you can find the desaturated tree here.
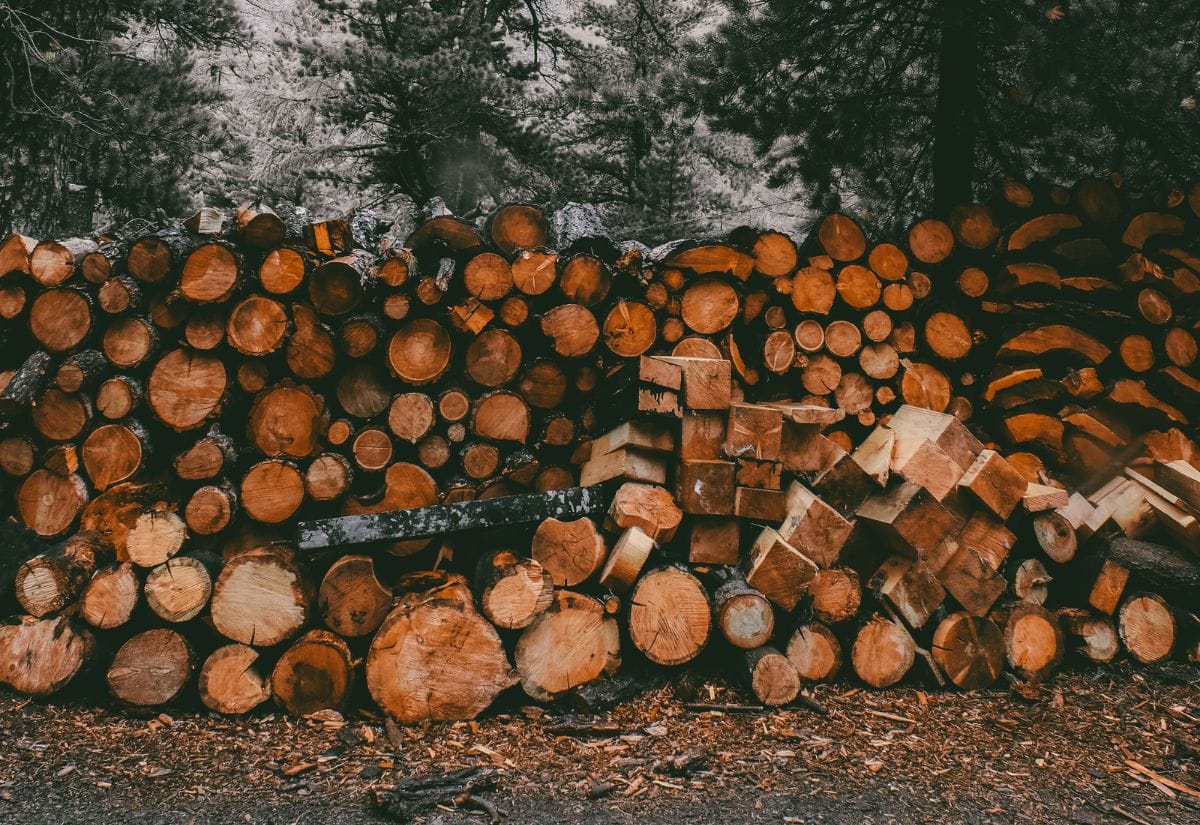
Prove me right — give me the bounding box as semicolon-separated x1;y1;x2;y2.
0;0;247;235
695;0;1200;223
547;0;752;243
293;0;577;216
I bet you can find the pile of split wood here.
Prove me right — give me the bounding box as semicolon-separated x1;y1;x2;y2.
0;186;1199;722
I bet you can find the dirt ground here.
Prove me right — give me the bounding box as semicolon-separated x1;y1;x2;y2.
2;663;1200;825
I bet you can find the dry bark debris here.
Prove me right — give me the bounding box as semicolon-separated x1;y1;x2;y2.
1;666;1199;824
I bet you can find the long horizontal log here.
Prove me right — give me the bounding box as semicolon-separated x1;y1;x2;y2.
296;486;607;551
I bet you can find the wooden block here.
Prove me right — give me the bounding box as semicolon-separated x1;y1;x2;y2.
681;411;726;461
780;425;841;473
654;356;731;410
590;421;675;459
956;510;1016;571
634;386;680;417
579;447;668;486
888;405;984;472
744;528;818;610
809;450;875;517
723;403;783;460
937;544;1005;616
1088;559;1130;615
734;487;787;521
604;482;683;543
851;426;894;486
924;536;960;575
688;517;741;564
778;481;854;569
735;458;782;490
597;527;655;593
868;556;945;629
956;449;1026;519
625;355;682;391
676;459;736;515
1155;460;1200;512
1022;482;1069;513
891;438;968;501
856;481;961;559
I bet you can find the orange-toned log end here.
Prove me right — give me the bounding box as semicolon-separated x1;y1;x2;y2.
1118;593;1176;665
851;615;915;687
368;583;517;721
515;590;620;702
817;214;867;262
786;622;842;681
931;612;1005;689
320;554;393;637
107;628;193;707
628;566;711;666
475;550;555;630
199;644;271;714
531;516;607;586
272;629;355;716
1003;603;1066;681
0;616;96;696
744;646;801;706
210;547;312;646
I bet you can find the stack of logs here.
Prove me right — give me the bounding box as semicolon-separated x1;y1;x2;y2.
0;188;1199;722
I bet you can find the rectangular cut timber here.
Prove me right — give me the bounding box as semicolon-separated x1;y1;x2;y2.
851;426;895;486
868;556;945;629
809;450;875;517
888;405;985;472
676;460;736;515
744;527;818;610
590;421;675;459
937;543;1006;616
653;356;731;410
723;403;783;461
297;486;606;550
891;438;967;501
735;458;782;490
579;447;668;486
606;356;682;423
688;517;741;564
1089;559;1130;615
924;536;960;575
957;449;1026;519
1022;482;1069;513
780;425;842;473
1059;492;1097;539
734;487;787;521
1095;481;1157;538
764;402;845;426
956;511;1016;571
778;481;854;569
681;412;726;460
856;481;961;559
1155;460;1200;512
621;355;682;391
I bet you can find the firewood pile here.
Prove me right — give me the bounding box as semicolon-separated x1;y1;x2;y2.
0;182;1198;722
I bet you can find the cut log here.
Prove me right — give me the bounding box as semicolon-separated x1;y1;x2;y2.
107;629;193;707
909;218;954;263
0;616;95;696
869;556;946;629
930;613;1005;689
531;517;607;586
786;622;842;682
808;567;862;624
1013;558;1052;605
744;527;818;611
144;554;216;622
514;591;620;702
1056;608;1119;664
851;615;915;688
817;214;866;261
199;644;271;714
597;528;655;593
242;459;306;524
148;349;226;431
78;562;139;630
210;547;312;646
474;550;554;629
628;566;711;666
272;629;355;716
125;509;186;568
319;554;392;637
1003;603;1065;681
743;646;801;706
388;318;452;385
15;532;109;617
29;287;92;352
16;469;88;537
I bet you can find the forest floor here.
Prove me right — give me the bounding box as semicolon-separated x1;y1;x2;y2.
2;663;1200;825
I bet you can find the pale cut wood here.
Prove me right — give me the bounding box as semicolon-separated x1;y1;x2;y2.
515;591;620;701
125;510;186;568
0;616;95;696
851;615;915;688
1003;603;1065;681
210;547;313;646
474;550;554;630
744;646;801;706
1118;593;1175;665
604;482;683;543
320;554;392;637
598;527;655;593
786;622;842;682
144;555;214;622
78;563;139;630
200;644;272;714
744;528;818;611
531;517;607;586
628;566;711;666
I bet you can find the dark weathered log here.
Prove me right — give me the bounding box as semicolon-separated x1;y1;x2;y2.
297;486;605;551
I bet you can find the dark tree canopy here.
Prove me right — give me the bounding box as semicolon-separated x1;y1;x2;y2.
696;0;1200;221
0;0;246;235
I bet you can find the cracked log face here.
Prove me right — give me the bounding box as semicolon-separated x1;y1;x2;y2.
367;581;517;723
514;590;621;702
530;516;607;586
209;547;312;647
628;566;711;666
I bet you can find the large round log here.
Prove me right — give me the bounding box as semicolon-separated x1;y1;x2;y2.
931;612;1005;690
0;616;95;696
474;550;554;630
628;566;711;666
199;644;271;714
367;579;517;722
515;591;620;702
78;562;139;630
851;615;915;688
144;555;215;622
148;350;226;431
531;517;607;586
210;547;313;646
107;629;193;707
786;622;842;682
272;629;355;716
319;554;392;637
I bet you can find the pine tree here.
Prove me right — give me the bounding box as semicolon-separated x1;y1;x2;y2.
0;0;247;236
548;0;750;243
294;0;573;216
695;0;1200;222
